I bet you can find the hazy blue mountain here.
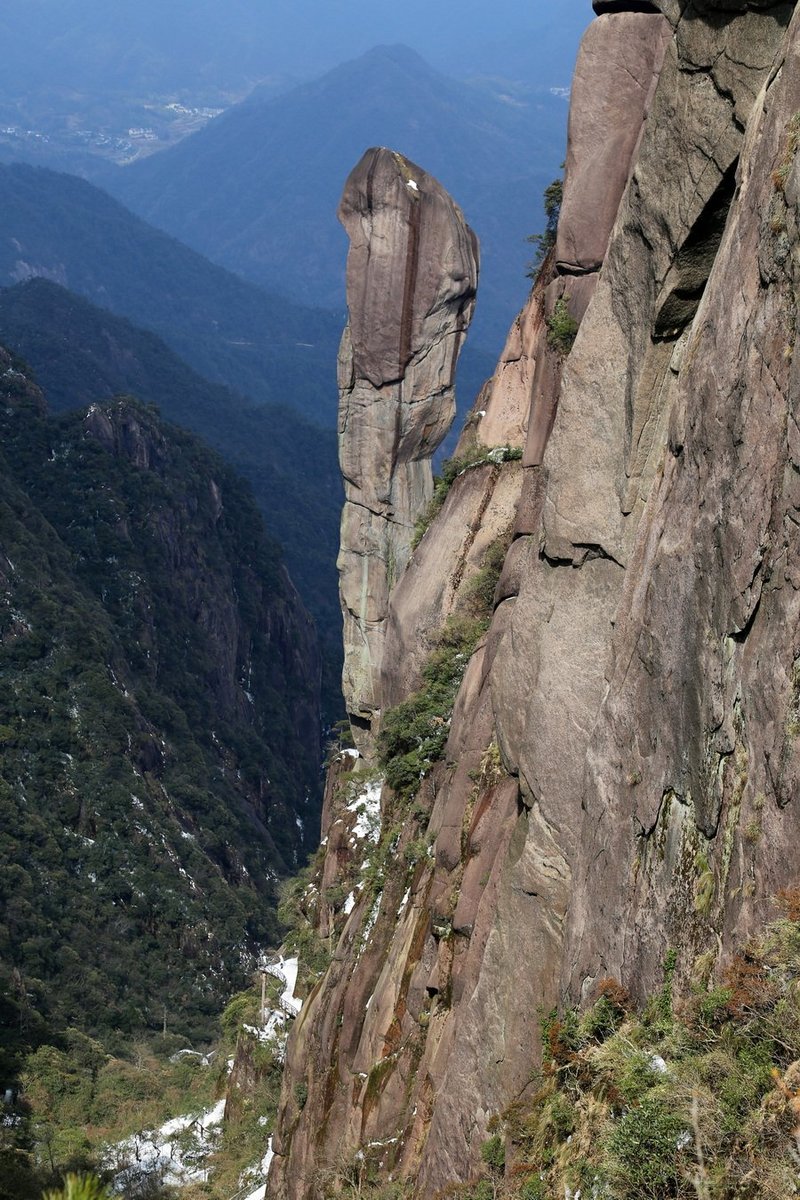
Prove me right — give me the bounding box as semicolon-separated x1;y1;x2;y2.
0;1;587;97
0;0;291;97
0;277;346;720
107;44;569;352
0;162;344;426
0;2;587;192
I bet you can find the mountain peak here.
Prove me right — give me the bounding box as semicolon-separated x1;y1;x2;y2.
354;43;434;70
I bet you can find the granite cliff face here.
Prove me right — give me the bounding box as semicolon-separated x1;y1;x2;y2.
337;148;478;747
268;2;800;1195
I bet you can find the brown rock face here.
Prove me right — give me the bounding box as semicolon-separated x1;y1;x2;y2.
337;148;478;743
269;5;800;1199
566;0;800;1000
340;148;478;391
556;11;670;273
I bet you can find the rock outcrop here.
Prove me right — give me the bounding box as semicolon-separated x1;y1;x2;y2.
268;3;800;1197
337;148;478;746
557;9;669;274
567;0;800;999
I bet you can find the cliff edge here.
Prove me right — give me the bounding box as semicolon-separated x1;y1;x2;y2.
268;2;800;1195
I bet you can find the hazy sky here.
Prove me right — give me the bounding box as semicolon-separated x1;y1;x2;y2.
1;0;591;96
260;0;590;77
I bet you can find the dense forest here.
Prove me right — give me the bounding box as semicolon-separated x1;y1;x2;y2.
0;347;323;1194
0;277;345;719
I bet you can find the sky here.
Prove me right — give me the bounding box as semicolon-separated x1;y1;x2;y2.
248;0;591;80
0;0;592;97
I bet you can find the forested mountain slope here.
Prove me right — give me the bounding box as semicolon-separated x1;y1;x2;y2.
0;278;344;717
0;348;320;1051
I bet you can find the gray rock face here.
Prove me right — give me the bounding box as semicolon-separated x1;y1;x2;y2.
520;6;669;474
556;11;670;273
566;0;800;1001
337;148;478;742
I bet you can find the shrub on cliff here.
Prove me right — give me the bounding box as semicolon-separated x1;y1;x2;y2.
476;905;800;1200
378;529;512;801
526;173;563;279
43;1177;111;1200
378;615;486;799
412;446;521;549
545;297;579;356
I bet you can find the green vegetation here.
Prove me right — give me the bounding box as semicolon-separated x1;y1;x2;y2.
43;1176;111;1200
460;538;511;617
379;527;512;802
545;297;579;357
412;445;522;550
0;277;345;723
0;358;320;1195
312;1152;413;1200
4;967;287;1200
481;1134;506;1174
772;112;800;193
445;901;800;1200
278;850;334;994
526;172;563;279
204;1001;285;1200
24;1035;219;1184
377;614;487;799
0;382;318;1042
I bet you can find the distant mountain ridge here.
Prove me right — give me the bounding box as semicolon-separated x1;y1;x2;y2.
0;161;343;425
0;1;587;98
106;43;570;351
0;277;345;719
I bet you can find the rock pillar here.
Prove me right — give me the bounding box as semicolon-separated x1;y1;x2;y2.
337;147;478;746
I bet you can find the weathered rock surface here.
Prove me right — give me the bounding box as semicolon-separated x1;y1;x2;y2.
567;0;800;1000
381;461;522;709
268;4;800;1198
556;11;670;273
337;148;478;745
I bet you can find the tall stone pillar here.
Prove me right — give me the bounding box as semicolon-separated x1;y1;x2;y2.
337;147;478;747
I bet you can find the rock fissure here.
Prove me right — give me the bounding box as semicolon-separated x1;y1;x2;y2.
594;0;660;10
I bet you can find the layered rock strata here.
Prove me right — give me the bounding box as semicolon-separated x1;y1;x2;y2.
268;3;800;1197
337;148;478;746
